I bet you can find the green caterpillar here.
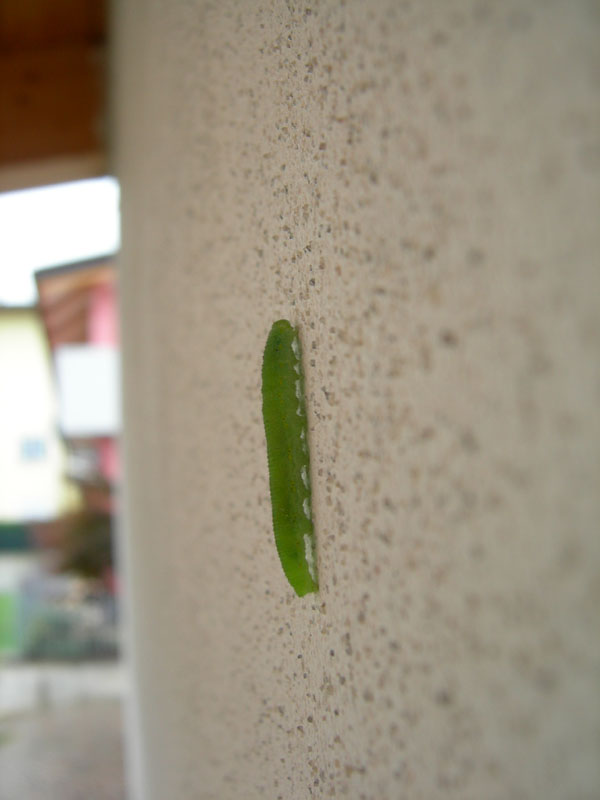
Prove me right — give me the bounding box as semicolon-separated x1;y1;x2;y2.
261;320;318;596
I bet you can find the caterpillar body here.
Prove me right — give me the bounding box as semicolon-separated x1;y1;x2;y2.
261;320;318;596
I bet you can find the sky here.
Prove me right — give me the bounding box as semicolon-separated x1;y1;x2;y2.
0;177;120;306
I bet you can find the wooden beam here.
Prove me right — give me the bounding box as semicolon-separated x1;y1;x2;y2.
0;44;105;165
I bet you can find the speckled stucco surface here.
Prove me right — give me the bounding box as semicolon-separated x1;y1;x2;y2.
114;2;600;798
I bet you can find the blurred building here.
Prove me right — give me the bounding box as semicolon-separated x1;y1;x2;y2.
0;306;79;657
0;307;77;521
36;257;119;514
0;261;120;659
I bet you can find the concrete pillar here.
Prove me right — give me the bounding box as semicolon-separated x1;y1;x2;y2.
114;2;600;798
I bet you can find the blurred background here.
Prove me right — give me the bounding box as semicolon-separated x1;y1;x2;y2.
0;1;125;796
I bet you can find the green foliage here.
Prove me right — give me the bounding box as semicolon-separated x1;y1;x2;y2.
59;511;114;579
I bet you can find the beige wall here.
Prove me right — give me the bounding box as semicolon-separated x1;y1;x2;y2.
114;2;600;798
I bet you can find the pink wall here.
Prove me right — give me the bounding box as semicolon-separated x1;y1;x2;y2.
88;280;120;483
88;282;118;346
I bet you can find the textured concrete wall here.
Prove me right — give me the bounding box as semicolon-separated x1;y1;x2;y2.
114;2;600;798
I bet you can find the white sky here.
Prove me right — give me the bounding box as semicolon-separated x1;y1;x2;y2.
0;176;120;306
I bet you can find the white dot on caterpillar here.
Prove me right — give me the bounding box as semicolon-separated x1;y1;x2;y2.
302;497;311;520
300;465;309;489
303;534;316;581
291;338;300;359
293;363;300;374
295;380;301;400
